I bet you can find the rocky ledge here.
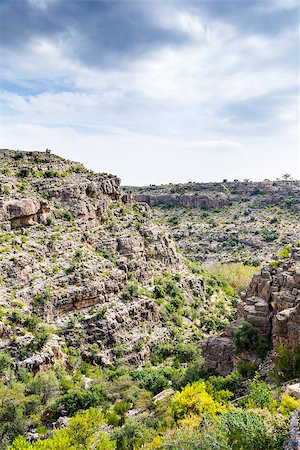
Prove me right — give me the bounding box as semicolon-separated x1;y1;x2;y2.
0;149;211;372
202;247;300;375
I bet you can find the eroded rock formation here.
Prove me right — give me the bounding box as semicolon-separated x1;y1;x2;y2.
0;149;206;372
202;247;300;375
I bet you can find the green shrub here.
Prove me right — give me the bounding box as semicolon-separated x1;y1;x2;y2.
17;168;30;178
122;282;140;302
272;347;300;382
178;358;205;388
237;361;257;378
13;151;24;160
210;263;258;296
65;263;77;274
278;244;292;259
59;210;74;222
0;382;39;447
33;290;50;305
222;408;288;450
9;408;116;449
26;371;60;405
112;418;154;450
207;371;241;394
153;284;166;299
231;322;269;357
10;309;26;325
46;385;105;419
147;419;230;449
130;368;174;395
262;230;278;242
244;376;274;410
151;341;199;365
42;169;59;178
0;351;13;375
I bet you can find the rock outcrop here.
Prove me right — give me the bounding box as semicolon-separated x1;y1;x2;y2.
0;149;206;371
127;180;300;210
0;149;121;231
284;410;300;450
202;247;300;375
132;193;226;209
126;180;300;267
238;247;300;349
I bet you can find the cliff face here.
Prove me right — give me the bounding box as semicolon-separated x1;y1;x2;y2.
0;149;120;230
238;247;300;350
132;193;226;209
202;247;300;375
128;180;300;210
0;149;210;371
126;180;300;267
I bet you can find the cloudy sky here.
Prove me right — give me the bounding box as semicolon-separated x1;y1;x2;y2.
0;0;299;184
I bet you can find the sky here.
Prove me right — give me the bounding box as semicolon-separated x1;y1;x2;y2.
0;0;299;185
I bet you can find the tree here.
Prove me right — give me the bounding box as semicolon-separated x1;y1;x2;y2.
282;173;292;181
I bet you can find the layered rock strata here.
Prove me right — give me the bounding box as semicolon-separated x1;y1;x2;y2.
203;248;300;374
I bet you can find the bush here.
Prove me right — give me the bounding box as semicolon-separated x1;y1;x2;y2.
178;358;205;388
172;381;227;425
17;168;30;178
42;170;59;178
122;282;140;302
278;244;292;259
279;393;300;415
244;376;274;410
145;420;230;449
231;322;269;357
0;382;40;447
151;341;199;365
59;210;74;222
112;418;154;450
207;371;241;394
9;408;116;449
46;385;105;419
153;284;166;299
222;408;288;450
130;367;177;395
13;151;24;160
26;371;60;405
237;361;257;378
262;230;278;242
210;263;257;295
0;351;13;375
272;347;300;382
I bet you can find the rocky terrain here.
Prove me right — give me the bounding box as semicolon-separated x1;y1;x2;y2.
1;149;300;450
0;149;237;374
203;246;300;375
125;181;300;265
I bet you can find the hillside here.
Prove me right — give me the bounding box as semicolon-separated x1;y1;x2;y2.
0;150;300;450
1;149;228;371
125;181;300;265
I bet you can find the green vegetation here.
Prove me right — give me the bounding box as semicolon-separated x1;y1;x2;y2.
210;263;258;295
0;152;299;449
232;322;270;358
3;363;295;450
272;347;300;382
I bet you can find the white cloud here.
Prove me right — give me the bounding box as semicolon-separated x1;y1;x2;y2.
27;0;58;10
0;2;298;183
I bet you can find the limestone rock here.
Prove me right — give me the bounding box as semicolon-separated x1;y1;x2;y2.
286;383;300;400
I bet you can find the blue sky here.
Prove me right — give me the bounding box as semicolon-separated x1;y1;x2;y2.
0;0;299;184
